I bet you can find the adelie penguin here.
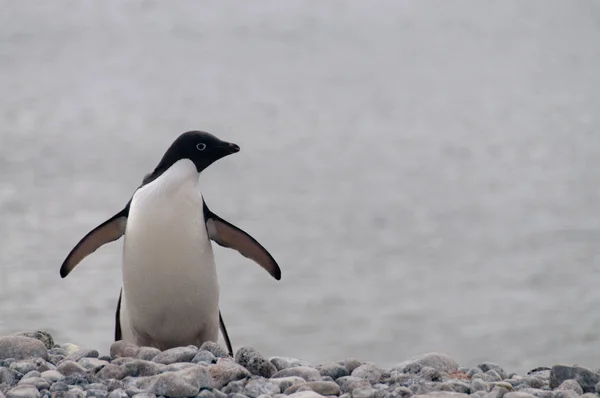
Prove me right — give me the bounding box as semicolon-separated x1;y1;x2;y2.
59;131;281;355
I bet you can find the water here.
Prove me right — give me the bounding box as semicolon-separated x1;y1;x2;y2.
1;0;599;374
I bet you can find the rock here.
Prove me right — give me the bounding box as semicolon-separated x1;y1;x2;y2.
212;389;227;398
393;386;413;398
503;393;537;398
270;376;306;392
17;377;50;390
270;357;312;371
86;390;108;398
303;381;340;396
209;358;251;389
10;361;36;374
581;394;596;398
152;347;198;365
352;387;377;398
235;347;277;378
342;359;363;374
199;342;230;358
420;367;442;382
60;344;81;356
446;381;470;394
317;363;349;380
483;371;503;383
394;353;458;374
550;366;600;393
484;387;511;398
122;360;165;377
63;349;99;363
352;364;383;384
222;379;248;394
413;393;468;398
0;368;17;386
335;376;370;394
50;383;69;392
553;391;580;398
192;351;216;365
40;369;64;382
96;364;126;380
557;380;584;395
136;373;199;398
0;337;48;361
471;379;491;393
478;364;507;379
163;363;197;372
134;348;160;361
12;332;54;351
272;366;321;382
287;392;326;398
244;377;281;398
107;390;128;398
110;342;139;359
5;385;40;398
77;358;108;371
56;360;87;376
197;391;215;398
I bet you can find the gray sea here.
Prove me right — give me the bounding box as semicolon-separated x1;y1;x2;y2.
1;0;599;374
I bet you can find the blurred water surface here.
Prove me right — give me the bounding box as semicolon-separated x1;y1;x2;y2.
1;0;600;373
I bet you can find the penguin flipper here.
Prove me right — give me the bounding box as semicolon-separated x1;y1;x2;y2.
60;205;129;278
219;310;234;356
203;201;281;280
115;288;123;341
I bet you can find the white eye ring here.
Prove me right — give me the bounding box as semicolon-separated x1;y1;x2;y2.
196;143;206;151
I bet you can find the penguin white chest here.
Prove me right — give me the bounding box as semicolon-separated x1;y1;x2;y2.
120;159;219;348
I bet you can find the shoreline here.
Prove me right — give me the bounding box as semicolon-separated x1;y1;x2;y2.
0;331;598;398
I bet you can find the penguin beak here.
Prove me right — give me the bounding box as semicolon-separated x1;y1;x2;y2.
223;142;240;154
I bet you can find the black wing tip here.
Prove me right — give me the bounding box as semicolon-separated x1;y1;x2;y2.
272;264;282;280
59;263;70;278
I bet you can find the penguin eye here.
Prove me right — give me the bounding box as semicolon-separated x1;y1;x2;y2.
196;143;207;151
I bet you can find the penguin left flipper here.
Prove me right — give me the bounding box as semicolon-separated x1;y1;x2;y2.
203;201;281;281
60;204;130;278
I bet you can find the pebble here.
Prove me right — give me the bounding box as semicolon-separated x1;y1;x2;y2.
56;360;86;376
199;342;229;359
272;367;321;382
0;338;48;361
134;348;160;362
317;363;349;380
152;347;197;365
235;347;277;378
270;357;312;371
18;377;50;390
287;392;326;398
244;377;281;398
209;358;251;389
5;385;40;398
394;353;459;374
270;376;307;391
550;365;600;393
191;351;216;365
110;342;139;359
351;364;383;384
335;376;370;394
11;333;54;351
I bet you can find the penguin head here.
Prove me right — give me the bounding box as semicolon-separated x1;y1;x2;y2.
153;130;240;175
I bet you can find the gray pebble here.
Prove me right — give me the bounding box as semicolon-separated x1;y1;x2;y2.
124;388;145;398
22;371;41;379
197;391;215;398
484;387;511;398
342;359;363;374
0;338;48;362
468;368;484;377
302;381;340;396
209;358;251;389
244;377;281;398
50;348;68;356
0;368;17;387
222;379;248;394
49;355;65;365
483;371;503;383
392;386;413;398
50;383;69;393
228;394;249;398
472;379;491;393
86;390;108;398
352;364;383;384
287;392;326;398
18;377;50;390
97;364;127;380
78;358;108;371
10;361;36;375
191;351;216;365
56;360;87;376
270;376;306;392
446;381;470;394
131;394;156;398
11;333;54;351
110;342;139;360
272;367;321;382
64;349;99;363
478;364;507;380
98;356;112;362
163;363;197;372
394;353;459;374
550;366;600;393
269;357;312;371
133;348;160;362
152;347;198;365
199;342;229;359
122;360;165;378
553;391;580;398
352;387;377;398
504;393;537;398
335;376;370;394
235;347;277;378
211;389;227;398
5;385;40;398
420;367;442;382
580;394;596;398
85;384;108;392
317;363;349;380
557;380;583;395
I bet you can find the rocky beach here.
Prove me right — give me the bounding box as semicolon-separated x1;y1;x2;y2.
0;332;598;398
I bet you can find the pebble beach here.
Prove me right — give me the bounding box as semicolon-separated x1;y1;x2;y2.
0;331;598;398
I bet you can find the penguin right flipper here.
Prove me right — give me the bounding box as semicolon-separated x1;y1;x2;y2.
219;310;234;356
60;204;130;278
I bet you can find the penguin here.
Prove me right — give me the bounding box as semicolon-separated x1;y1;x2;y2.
59;131;281;355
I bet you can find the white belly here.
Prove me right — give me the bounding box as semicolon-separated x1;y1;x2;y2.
119;160;219;349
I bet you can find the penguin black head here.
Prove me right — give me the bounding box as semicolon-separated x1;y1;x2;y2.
148;131;240;182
